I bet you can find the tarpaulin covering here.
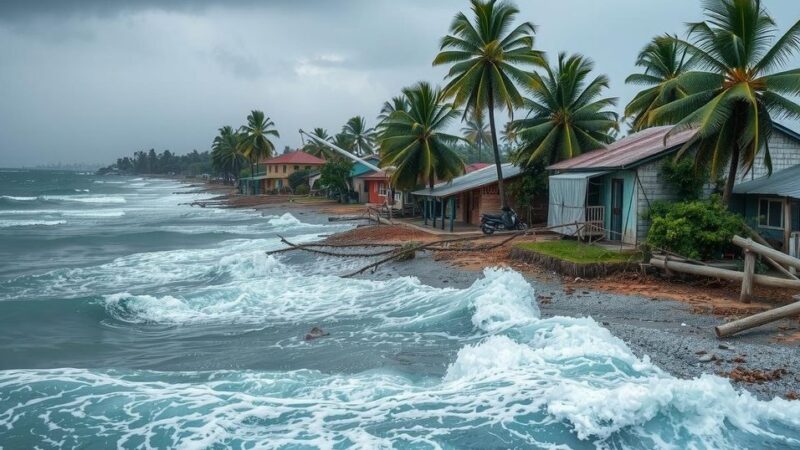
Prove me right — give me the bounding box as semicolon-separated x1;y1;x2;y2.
548;172;607;235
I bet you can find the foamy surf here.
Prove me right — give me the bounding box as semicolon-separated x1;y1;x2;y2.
2;270;799;449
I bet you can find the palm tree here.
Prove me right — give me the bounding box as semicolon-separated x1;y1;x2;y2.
342;116;376;156
511;53;619;167
211;126;245;183
303;127;333;158
647;0;800;205
377;96;409;126
625;34;694;131
331;132;355;154
433;0;543;208
379;82;465;190
240;110;279;176
461;114;491;162
502;121;520;147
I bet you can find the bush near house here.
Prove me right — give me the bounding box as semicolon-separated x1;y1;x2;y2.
288;169;311;190
646;197;746;260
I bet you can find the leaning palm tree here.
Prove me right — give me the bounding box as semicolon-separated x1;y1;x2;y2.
211;126;245;183
433;0;543;208
302;127;332;158
239;110;279;176
342;116;376;156
625;34;695;131
511;53;619;167
461;113;491;162
380;82;465;190
648;0;800;205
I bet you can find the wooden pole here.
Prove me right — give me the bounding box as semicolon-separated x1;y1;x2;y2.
784;197;791;255
732;235;800;274
650;258;800;290
740;249;755;303
715;301;800;338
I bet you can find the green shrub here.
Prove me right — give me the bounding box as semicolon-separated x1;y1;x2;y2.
661;158;707;201
294;184;310;195
288;169;311;190
646;197;746;260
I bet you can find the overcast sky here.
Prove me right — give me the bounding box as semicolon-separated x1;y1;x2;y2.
0;0;798;167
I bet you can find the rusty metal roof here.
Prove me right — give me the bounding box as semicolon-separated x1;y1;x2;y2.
547;126;697;171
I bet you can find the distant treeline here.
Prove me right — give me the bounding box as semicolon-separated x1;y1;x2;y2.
97;149;213;176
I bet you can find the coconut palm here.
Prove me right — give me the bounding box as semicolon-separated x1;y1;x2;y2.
648;0;800;205
511;53;619;167
379;82;465;190
303;128;333;158
502;121;520;147
433;0;543;208
211;126;245;183
461;114;491;162
625;34;695;131
342;116;376;156
240;110;279;176
377;96;409;126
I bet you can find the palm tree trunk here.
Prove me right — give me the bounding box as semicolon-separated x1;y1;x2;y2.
486;88;508;209
722;144;740;206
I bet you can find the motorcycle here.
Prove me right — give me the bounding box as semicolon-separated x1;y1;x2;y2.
480;207;528;235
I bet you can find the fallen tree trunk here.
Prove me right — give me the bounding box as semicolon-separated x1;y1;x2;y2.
650;258;800;290
715;301;800;338
732;235;800;279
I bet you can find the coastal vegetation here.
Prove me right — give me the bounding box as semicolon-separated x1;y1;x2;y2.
632;0;800;205
433;0;543;208
239;110;280;177
378;82;465;190
510;53;619;167
97;148;212;176
515;240;639;264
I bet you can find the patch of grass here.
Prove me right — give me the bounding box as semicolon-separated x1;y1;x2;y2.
516;240;640;264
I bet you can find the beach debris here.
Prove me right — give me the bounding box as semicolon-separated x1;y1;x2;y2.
718;343;735;351
698;353;717;363
304;327;329;341
395;241;421;262
727;367;788;384
786;391;799;401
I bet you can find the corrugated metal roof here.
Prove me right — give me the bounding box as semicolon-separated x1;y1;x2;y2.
412;163;523;198
733;164;800;199
548;126;697;171
549;171;609;180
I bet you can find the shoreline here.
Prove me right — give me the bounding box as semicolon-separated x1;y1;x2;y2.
188;178;799;400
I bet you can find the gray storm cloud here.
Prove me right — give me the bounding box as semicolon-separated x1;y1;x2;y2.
0;0;797;166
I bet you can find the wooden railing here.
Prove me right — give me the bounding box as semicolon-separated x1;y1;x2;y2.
584;206;604;236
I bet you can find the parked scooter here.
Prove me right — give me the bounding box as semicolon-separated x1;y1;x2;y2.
480;207;528;235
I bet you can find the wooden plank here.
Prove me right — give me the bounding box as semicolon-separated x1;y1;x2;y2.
650;258;800;290
715;301;800;338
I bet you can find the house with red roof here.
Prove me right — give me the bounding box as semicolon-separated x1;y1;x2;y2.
258;150;326;192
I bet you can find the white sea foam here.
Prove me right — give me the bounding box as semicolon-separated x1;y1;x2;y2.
265;212;305;227
0;219;65;228
0;209;125;218
0;195;36;201
41;195;126;204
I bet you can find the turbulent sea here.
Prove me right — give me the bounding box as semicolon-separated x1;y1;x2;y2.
1;169;799;449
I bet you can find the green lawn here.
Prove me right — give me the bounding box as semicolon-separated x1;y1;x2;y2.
516;240;640;264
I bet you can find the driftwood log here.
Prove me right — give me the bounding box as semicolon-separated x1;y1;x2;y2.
715;301;800;338
649;258;800;290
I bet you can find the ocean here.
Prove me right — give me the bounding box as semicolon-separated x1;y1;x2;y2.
0;169;799;449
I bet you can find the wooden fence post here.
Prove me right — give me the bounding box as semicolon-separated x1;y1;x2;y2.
740;249;755;303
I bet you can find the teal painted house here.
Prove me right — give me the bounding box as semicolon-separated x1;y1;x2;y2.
547;124;800;246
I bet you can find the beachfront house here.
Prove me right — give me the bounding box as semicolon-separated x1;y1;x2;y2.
547;124;800;246
411;163;524;232
731;164;800;255
349;155;408;208
259;150;326;193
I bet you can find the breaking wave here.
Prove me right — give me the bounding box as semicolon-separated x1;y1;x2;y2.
0;219;65;228
1;269;799;448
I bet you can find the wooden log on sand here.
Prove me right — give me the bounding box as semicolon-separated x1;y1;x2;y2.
715;301;800;338
650;258;800;290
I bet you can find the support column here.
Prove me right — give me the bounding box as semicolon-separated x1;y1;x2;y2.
441;198;446;230
449;197;455;232
784;197;792;254
740;249;755;303
432;199;437;228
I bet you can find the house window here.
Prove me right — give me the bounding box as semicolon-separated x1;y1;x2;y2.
283;165;287;173
294;165;299;171
363;182;369;193
378;183;388;196
759;198;784;229
305;166;311;170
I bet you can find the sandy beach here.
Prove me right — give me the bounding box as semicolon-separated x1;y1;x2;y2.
200;183;800;401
